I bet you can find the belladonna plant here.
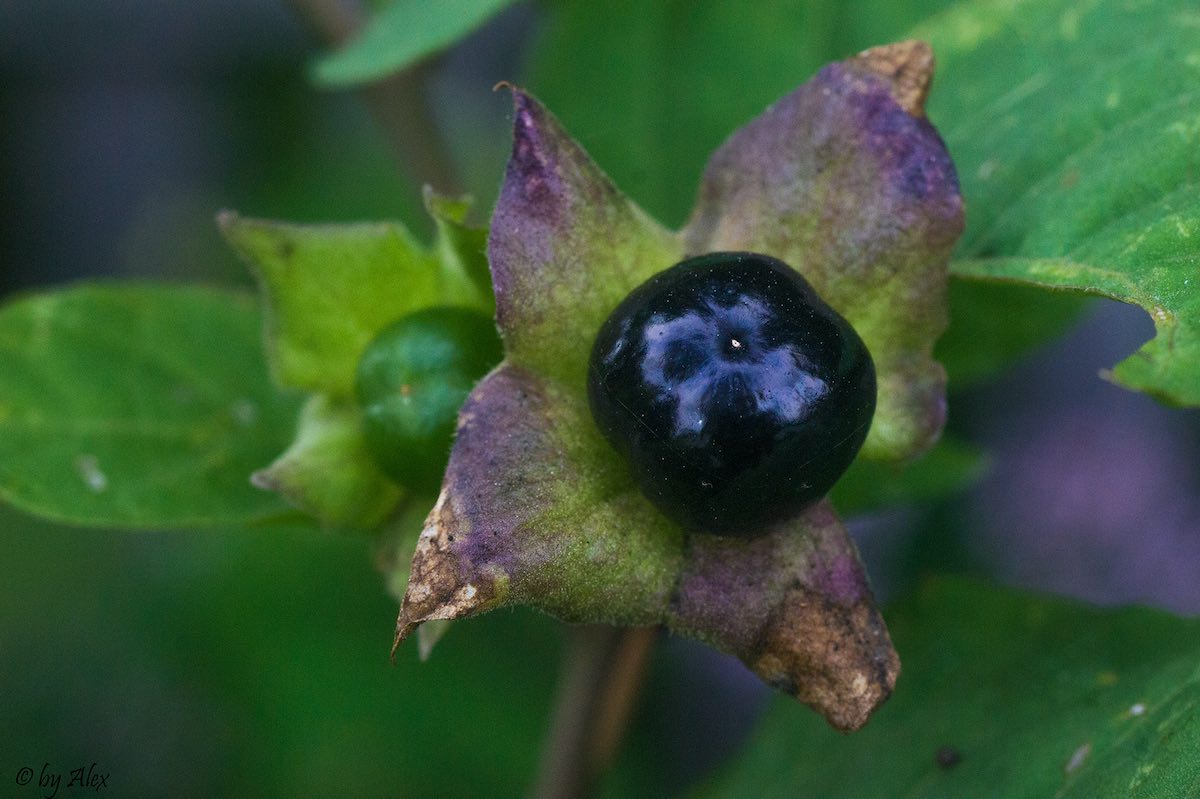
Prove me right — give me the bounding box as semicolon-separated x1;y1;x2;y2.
226;39;963;735
5;3;1200;796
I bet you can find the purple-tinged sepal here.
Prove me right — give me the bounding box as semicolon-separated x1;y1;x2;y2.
395;366;897;730
488;87;682;391
683;41;963;460
668;503;898;731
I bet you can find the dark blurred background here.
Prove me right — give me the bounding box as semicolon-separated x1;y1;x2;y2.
2;2;1197;797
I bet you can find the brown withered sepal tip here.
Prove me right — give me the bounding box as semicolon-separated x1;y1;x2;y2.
853;40;935;117
667;503;898;731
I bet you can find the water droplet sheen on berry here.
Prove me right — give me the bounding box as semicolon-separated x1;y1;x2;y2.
587;252;876;535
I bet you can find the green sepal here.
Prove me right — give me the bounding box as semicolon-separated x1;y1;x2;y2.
219;212;441;398
682;42;963;460
220;194;498;523
251;394;403;530
423;187;495;313
392;46;971;730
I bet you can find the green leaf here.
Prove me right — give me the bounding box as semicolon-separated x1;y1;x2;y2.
916;0;1200;405
312;0;519;88
0;283;303;529
250;394;402;529
699;578;1200;798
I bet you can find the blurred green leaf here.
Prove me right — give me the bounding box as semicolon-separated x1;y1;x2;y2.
831;438;987;515
0;283;302;529
0;506;561;798
527;0;956;229
700;578;1200;799
313;0;519;87
920;0;1200;405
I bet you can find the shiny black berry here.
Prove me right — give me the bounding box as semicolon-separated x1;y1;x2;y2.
587;252;875;535
356;306;502;492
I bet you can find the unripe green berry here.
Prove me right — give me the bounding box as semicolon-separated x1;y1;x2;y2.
356;306;502;492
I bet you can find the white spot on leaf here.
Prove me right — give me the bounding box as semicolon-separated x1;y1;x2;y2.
74;454;108;493
1065;742;1091;774
231;399;258;426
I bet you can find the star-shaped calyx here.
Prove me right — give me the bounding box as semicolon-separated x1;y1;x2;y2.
394;41;963;732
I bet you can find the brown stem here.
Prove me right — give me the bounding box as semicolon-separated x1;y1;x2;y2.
533;625;658;799
285;0;463;195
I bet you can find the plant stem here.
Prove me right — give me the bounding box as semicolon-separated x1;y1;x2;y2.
533;625;659;799
285;0;463;195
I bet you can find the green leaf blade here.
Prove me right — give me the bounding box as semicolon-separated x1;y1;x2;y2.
0;284;303;529
699;578;1200;798
312;0;519;88
920;0;1200;405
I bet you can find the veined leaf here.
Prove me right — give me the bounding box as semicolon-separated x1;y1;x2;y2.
0;283;303;529
921;0;1200;405
700;578;1200;798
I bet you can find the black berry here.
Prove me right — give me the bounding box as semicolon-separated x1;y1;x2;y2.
356;306;502;492
587;252;875;535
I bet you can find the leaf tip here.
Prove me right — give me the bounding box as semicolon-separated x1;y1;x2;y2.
215;208;240;234
422;184;476;225
249;466;278;493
